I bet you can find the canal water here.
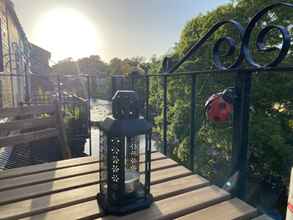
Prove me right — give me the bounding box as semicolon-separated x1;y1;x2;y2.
84;99;157;157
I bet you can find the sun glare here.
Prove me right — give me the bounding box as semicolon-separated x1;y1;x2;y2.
32;8;102;62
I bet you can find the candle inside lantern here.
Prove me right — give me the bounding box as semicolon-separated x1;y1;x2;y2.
125;169;140;194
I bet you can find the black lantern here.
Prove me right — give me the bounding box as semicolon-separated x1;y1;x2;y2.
97;90;153;215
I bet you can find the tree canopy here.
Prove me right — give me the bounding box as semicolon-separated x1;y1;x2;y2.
51;55;148;99
149;0;293;216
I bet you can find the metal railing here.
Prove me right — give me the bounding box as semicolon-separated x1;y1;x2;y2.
0;73;93;157
112;2;293;200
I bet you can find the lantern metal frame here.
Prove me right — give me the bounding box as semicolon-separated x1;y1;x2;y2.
97;90;153;215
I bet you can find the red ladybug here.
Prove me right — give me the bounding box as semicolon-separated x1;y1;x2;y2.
205;88;235;123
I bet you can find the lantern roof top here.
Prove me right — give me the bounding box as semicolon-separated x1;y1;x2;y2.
98;117;152;136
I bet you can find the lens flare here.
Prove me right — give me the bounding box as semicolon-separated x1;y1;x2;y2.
32;8;102;61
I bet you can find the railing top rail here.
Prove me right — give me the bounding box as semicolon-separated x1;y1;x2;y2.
161;2;293;75
0;73;90;77
125;66;293;78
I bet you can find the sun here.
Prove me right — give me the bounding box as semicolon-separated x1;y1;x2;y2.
32;8;102;62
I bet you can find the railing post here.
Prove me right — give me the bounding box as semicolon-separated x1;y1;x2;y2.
145;75;149;121
231;71;252;200
57;75;62;104
145;74;150;157
121;76;124;90
87;75;92;156
163;75;168;156
130;74;135;90
24;64;30;105
190;75;197;172
112;76;117;97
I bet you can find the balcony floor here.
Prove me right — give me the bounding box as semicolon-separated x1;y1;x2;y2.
0;152;270;220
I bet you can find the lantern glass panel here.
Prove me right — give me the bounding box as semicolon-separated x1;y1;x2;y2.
124;136;141;194
139;134;151;190
100;130;108;195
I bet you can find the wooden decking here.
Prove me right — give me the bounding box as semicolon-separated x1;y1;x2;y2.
0;152;269;220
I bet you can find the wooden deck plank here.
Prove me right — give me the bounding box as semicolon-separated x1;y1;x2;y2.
101;185;230;220
0;160;184;205
176;198;258;220
0;157;176;191
251;215;274;220
0;173;99;206
20;200;100;220
0;175;209;220
20;185;228;220
151;175;209;201
141;152;167;161
0;163;100;191
150;166;192;184
0;156;99;180
0;154;257;220
0;151;164;180
148;158;179;171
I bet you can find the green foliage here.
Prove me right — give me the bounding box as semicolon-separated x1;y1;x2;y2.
149;0;293;199
64;104;89;156
52;56;148;100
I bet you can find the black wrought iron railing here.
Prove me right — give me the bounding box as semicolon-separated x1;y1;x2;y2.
112;2;293;200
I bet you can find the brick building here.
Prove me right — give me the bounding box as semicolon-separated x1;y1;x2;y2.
30;43;54;103
0;0;31;108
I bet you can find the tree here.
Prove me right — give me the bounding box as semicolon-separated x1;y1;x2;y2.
51;58;79;75
77;55;108;76
149;0;293;216
108;57;147;75
51;56;109;99
51;55;150;100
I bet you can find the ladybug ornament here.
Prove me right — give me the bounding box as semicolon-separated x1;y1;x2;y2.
205;88;236;123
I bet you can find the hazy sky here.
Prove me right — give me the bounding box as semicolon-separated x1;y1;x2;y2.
12;0;229;63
